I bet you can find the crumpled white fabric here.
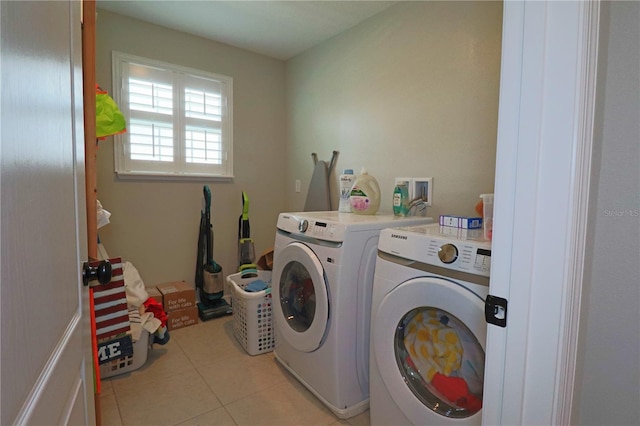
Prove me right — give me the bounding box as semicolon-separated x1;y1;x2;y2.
96;199;111;229
123;262;149;308
127;308;161;342
123;261;162;341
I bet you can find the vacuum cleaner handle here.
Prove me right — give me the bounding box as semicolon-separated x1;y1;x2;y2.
204;185;212;213
241;191;250;239
203;185;213;266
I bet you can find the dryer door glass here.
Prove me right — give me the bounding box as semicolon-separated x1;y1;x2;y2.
272;241;328;352
394;307;484;418
279;260;316;332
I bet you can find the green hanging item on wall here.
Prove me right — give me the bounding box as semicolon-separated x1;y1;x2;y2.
96;84;126;139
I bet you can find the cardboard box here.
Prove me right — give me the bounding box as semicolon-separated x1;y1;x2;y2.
146;286;163;305
439;215;483;229
156;281;196;312
257;247;274;271
440;215;460;228
167;306;198;330
459;217;483;229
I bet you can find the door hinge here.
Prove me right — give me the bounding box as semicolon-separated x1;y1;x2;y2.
485;295;508;327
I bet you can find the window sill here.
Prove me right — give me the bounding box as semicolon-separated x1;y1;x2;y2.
115;170;234;182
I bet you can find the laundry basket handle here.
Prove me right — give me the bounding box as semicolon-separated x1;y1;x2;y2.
240;268;259;278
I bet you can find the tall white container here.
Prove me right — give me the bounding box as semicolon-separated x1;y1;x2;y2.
480;193;494;240
338;169;355;213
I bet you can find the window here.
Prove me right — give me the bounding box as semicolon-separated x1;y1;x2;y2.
112;52;233;179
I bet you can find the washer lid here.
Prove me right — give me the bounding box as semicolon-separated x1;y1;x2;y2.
373;277;486;424
272;242;329;352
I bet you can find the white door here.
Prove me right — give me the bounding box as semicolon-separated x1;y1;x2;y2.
1;1;94;425
272;242;329;352
373;277;486;425
483;1;600;424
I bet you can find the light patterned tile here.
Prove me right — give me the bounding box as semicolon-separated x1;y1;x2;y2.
173;317;246;367
197;351;288;405
176;406;238;426
114;369;222;426
99;392;122;426
104;315;369;426
346;410;370;426
108;336;194;393
100;378;114;396
224;373;336;426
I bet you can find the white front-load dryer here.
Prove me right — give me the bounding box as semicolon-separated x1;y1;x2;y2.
272;212;433;419
370;224;491;425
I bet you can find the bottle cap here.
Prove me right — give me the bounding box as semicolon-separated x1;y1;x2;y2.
342;169;354;174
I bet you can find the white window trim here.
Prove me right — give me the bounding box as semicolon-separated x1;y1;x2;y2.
111;51;234;181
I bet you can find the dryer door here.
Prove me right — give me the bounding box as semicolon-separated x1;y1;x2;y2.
272;242;329;352
372;277;486;424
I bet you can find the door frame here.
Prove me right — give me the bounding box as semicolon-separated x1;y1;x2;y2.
483;1;599;425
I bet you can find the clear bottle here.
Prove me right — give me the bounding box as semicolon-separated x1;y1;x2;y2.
338;169;355;213
349;168;381;215
393;182;409;216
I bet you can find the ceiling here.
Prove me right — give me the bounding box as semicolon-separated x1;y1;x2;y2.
96;1;399;60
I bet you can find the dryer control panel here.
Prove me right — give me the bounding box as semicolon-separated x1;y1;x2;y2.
277;213;346;242
379;224;491;277
277;212;433;244
425;239;491;276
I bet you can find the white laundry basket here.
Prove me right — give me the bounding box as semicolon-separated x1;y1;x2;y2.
227;270;275;356
99;329;149;379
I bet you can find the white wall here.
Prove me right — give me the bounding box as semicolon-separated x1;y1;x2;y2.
95;2;503;287
284;1;503;217
95;10;287;286
574;1;640;424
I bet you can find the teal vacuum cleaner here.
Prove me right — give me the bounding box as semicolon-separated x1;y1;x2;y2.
195;185;232;320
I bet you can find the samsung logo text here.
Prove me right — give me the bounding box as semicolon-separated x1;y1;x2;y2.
390;234;408;240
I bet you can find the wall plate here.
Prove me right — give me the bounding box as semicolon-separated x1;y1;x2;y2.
412;177;433;206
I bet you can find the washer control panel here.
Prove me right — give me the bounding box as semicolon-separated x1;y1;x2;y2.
379;224;492;277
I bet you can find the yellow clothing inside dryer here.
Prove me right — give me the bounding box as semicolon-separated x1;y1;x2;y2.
404;310;463;382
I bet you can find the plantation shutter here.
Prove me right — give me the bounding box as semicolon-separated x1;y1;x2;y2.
113;52;233;179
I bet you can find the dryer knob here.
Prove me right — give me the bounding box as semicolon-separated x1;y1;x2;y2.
298;219;309;233
438;243;458;264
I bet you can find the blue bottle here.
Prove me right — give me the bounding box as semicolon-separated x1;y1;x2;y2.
393;182;409;216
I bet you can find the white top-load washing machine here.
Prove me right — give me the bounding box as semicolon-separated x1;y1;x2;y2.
272;212;433;419
370;224;491;425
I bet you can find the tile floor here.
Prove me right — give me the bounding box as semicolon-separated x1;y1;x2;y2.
99;316;370;426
